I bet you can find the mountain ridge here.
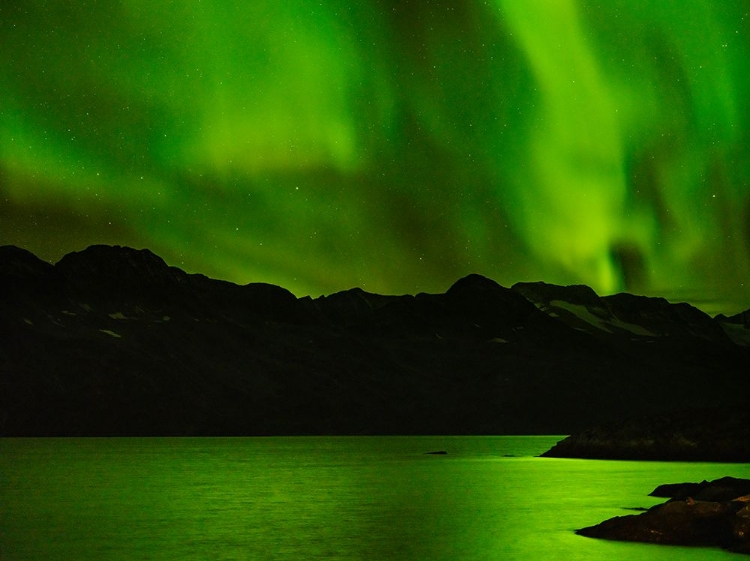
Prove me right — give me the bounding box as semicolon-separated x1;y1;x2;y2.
1;244;748;436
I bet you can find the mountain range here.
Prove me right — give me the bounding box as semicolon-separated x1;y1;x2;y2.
1;244;748;437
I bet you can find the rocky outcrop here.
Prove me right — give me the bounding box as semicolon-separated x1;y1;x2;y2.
650;477;750;502
577;477;750;555
540;408;750;462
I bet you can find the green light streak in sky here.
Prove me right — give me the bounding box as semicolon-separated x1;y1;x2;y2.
498;0;633;293
494;0;750;309
1;1;749;314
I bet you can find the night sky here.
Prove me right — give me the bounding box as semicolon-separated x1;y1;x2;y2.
2;1;749;315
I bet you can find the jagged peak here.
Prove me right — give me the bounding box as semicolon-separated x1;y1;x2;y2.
56;244;169;271
0;245;54;277
604;292;712;321
54;244;189;295
512;281;603;307
314;286;403;321
0;244;46;261
446;273;504;295
716;309;750;327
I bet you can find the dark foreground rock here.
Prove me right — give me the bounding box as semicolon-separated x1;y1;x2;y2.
578;477;750;555
651;477;750;502
540;407;750;462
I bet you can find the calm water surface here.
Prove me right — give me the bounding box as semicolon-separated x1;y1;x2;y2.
1;436;749;560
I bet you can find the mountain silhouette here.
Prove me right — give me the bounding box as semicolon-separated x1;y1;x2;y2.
1;244;748;437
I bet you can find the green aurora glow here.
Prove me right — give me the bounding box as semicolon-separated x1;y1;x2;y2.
1;1;749;314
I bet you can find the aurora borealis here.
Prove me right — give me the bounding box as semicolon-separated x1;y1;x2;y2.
2;1;749;314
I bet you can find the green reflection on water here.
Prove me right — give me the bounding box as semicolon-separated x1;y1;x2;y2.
1;437;748;560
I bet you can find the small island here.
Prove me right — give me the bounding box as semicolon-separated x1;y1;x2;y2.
578;477;750;555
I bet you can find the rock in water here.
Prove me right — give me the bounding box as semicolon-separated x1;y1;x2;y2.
577;477;750;555
650;477;750;502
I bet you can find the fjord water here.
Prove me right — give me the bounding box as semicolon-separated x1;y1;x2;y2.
1;437;749;561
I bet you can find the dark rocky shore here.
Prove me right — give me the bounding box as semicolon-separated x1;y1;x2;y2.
541;407;750;462
578;477;750;555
